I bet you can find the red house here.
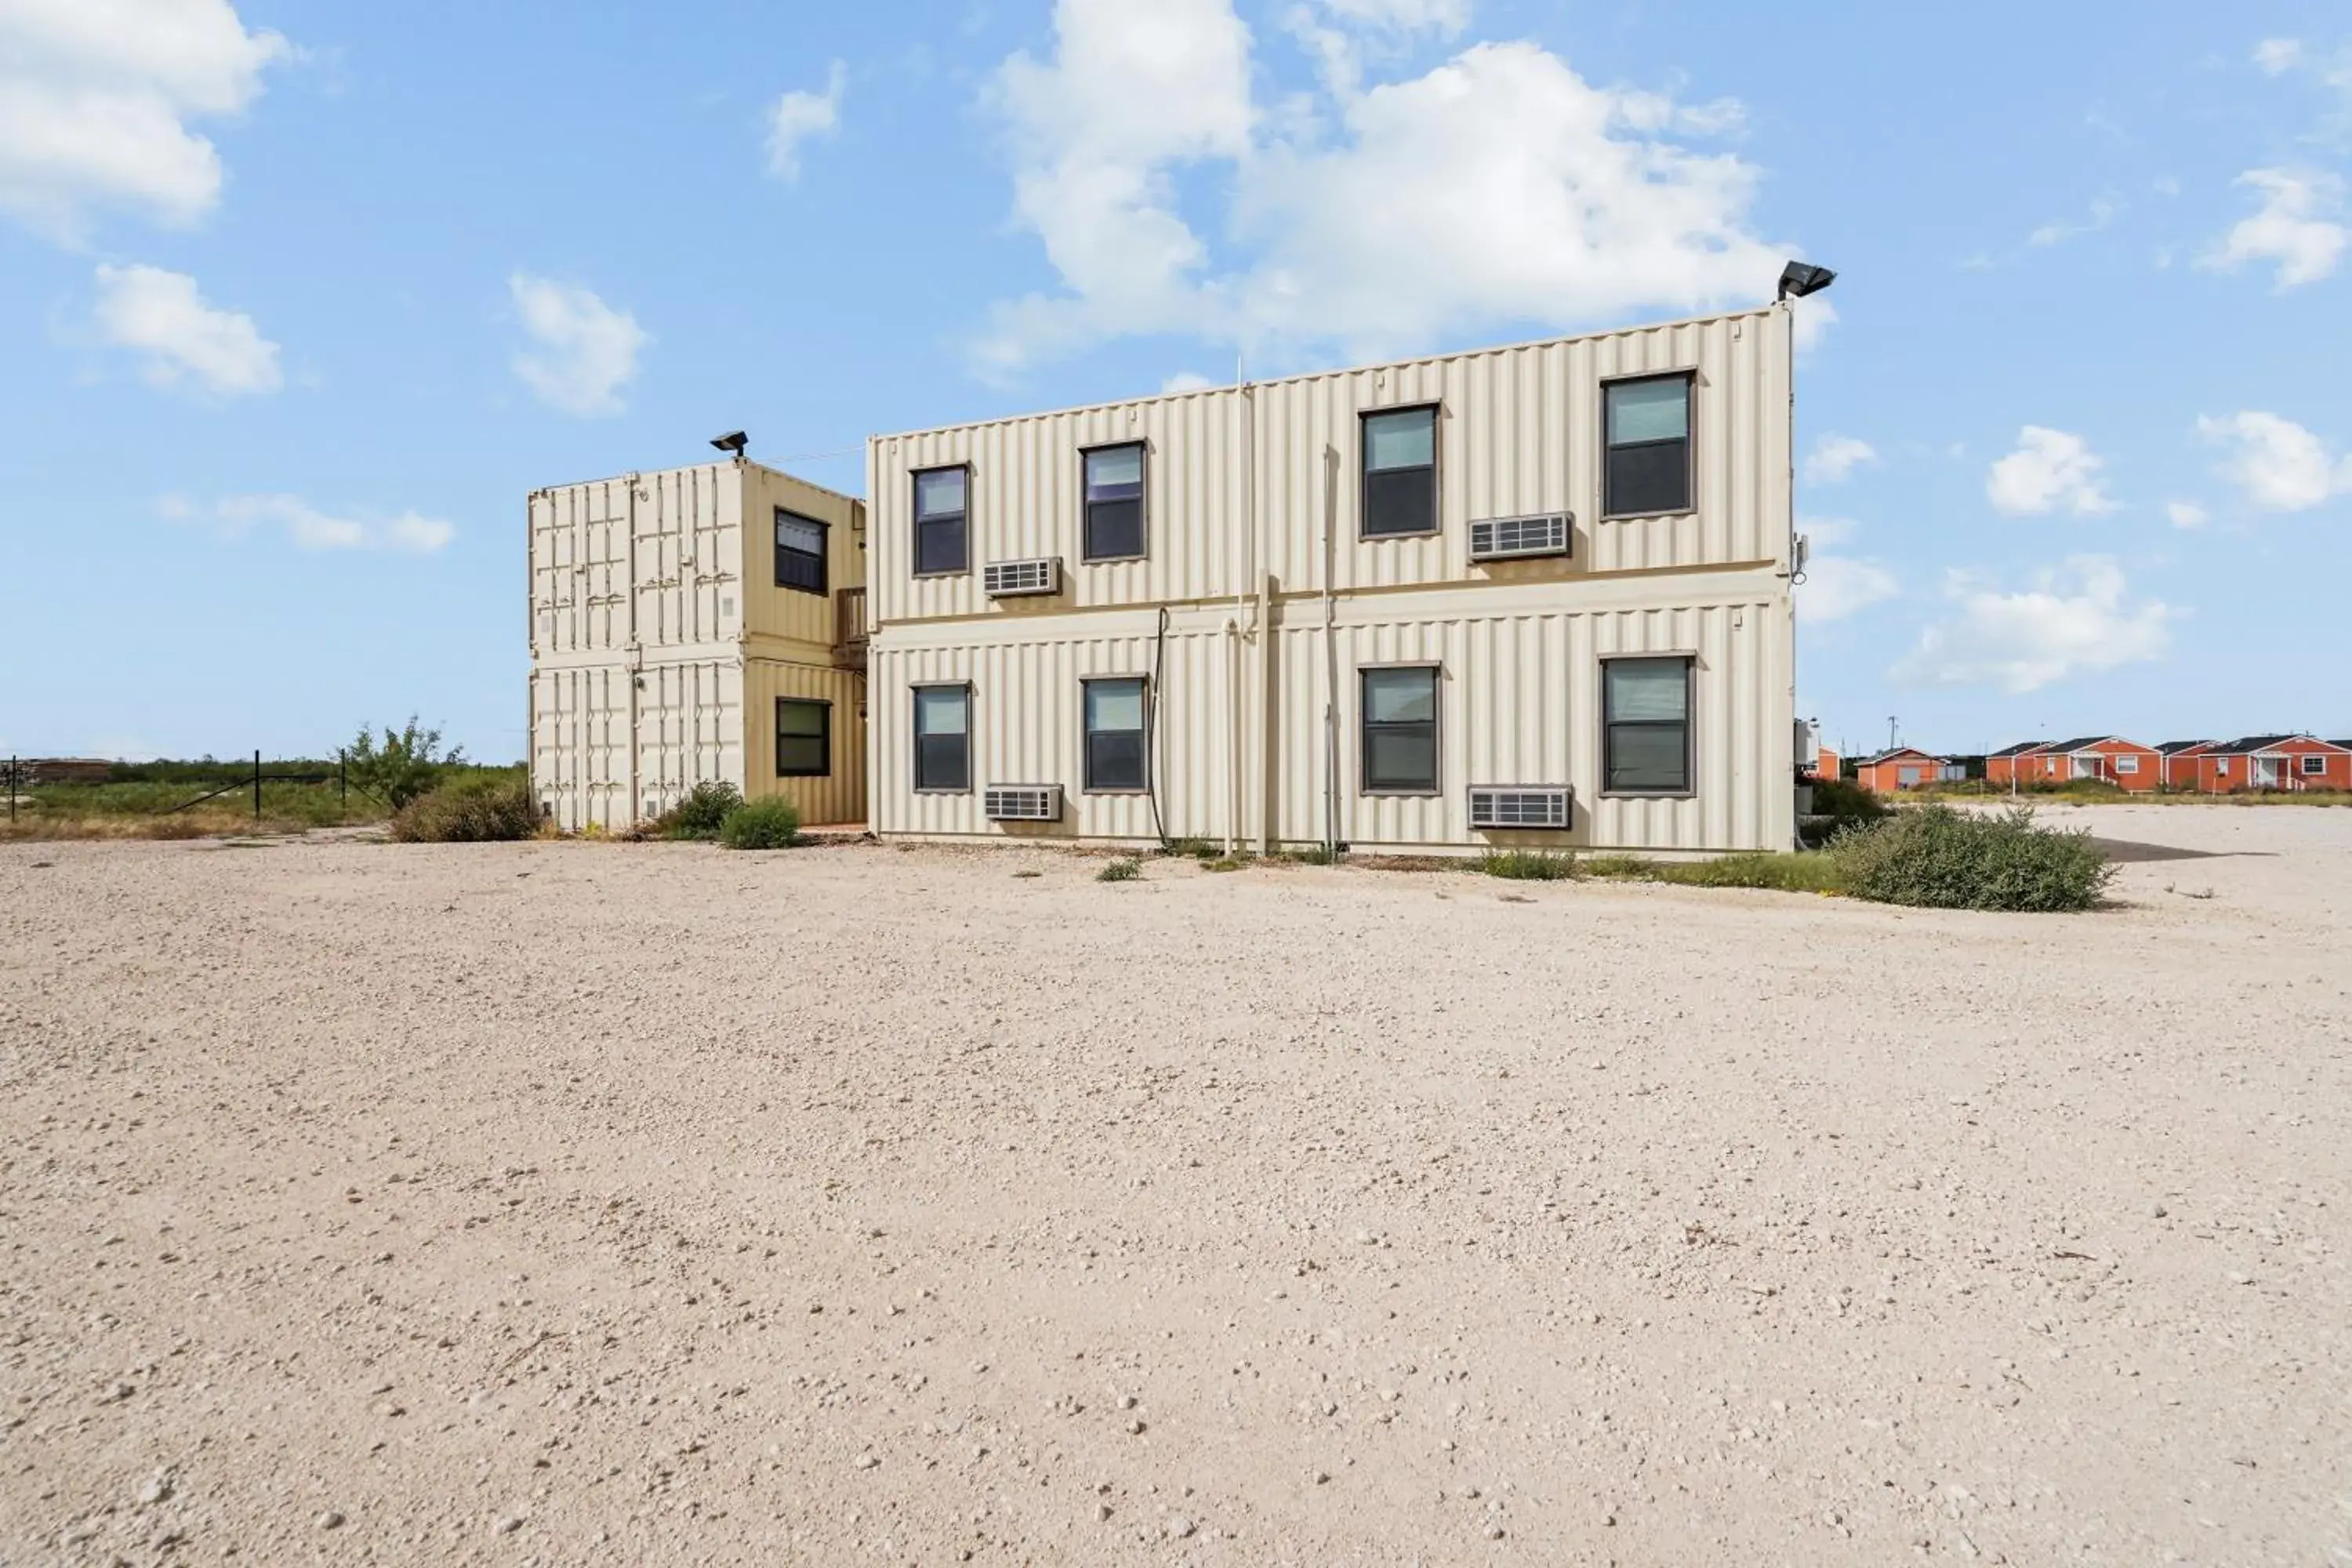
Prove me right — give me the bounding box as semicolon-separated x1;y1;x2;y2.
1985;741;2047;787
1855;747;1951;795
2041;736;2161;791
2157;740;2215;791
2195;735;2352;793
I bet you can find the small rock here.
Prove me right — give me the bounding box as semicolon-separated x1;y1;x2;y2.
1094;1503;1113;1523
139;1470;175;1505
854;1453;880;1470
1126;1419;1146;1436
1165;1515;1196;1539
1487;1526;1507;1540
99;1381;136;1404
2227;1272;2253;1286
2151;1204;2168;1218
316;1511;346;1531
495;1515;523;1535
1116;1395;1138;1410
1312;1470;1330;1485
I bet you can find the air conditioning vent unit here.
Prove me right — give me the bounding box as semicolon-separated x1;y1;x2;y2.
1468;786;1572;831
1468;513;1571;562
985;785;1064;822
984;557;1062;598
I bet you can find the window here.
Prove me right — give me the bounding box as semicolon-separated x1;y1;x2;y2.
913;466;969;577
1083;677;1149;792
775;510;826;594
1603;375;1693;517
1361;407;1438;538
777;699;831;777
2116;755;2140;775
2215;758;2230;775
1899;766;1922;787
2303;753;2328;776
1603;656;1693;795
1083;444;1146;561
912;686;971;792
1360;666;1439;794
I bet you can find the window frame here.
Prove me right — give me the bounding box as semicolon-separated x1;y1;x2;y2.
911;464;972;579
775;697;833;779
910;682;974;794
2115;755;2140;775
1600;653;1697;799
1080;674;1152;795
1358;402;1443;542
774;508;828;596
2302;753;2328;776
1357;662;1443;797
1599;372;1697;522
1079;441;1149;564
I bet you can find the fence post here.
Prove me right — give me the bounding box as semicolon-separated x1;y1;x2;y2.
339;750;348;810
253;749;263;823
7;757;14;823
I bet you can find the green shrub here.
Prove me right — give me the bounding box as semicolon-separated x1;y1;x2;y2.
1203;855;1249;873
389;778;539;843
1654;851;1844;894
717;798;801;850
1831;804;2113;912
1803;775;1890;846
1097;858;1142;882
347;717;464;809
652;781;744;840
1473;848;1581;881
1160;837;1217;860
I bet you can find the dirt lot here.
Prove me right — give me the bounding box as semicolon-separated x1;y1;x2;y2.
3;805;2347;1566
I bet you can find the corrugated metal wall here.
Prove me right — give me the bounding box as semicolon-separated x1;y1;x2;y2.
744;659;867;826
530;459;869;833
866;305;1790;626
869;575;1791;854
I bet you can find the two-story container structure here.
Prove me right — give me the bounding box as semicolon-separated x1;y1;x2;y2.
865;302;1805;855
528;457;869;832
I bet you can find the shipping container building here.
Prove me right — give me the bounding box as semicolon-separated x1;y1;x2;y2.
864;303;1805;856
528;459;869;833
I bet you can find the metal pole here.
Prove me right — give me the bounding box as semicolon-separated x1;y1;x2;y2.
339;750;348;809
253;749;263;822
7;757;14;822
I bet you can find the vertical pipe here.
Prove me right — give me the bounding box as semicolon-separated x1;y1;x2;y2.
340;750;348;809
252;749;262;822
1321;444;1341;858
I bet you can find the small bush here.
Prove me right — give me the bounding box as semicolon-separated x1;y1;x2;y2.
1803;775;1890;847
390;778;539;843
1474;848;1581;881
1097;858;1142;882
1160;837;1217;860
1203;855;1250;873
652;781;744;840
1279;844;1340;866
1831;804;2114;912
1655;852;1843;894
347;717;464;809
717;798;801;850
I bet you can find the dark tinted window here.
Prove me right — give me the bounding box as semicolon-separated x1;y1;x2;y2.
913;467;968;576
777;699;830;777
1362;408;1437;538
775;510;826;594
913;686;971;792
1603;376;1692;517
1361;666;1439;793
1083;445;1145;561
1083;677;1149;791
1604;657;1692;793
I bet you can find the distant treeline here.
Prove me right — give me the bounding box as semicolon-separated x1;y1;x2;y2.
95;757;525;785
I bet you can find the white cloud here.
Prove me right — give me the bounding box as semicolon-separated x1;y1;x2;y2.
2255;38;2303;74
2165;499;2209;530
0;0;289;241
2195;410;2352;511
509;273;648;417
1798;555;1899;622
164;492;455;554
2199;168;2346;289
978;2;1802;376
1987;426;2117;517
1893;556;2176;695
1802;434;1875;485
1161;370;1218;393
1796;514;1857;546
2027;192;2122;248
1287;0;1469;96
92;262;279;395
765;60;845;182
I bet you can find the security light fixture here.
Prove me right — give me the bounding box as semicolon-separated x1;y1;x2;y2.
710;430;749;457
1777;261;1836;302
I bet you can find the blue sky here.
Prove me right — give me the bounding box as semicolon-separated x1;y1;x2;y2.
1;0;2347;764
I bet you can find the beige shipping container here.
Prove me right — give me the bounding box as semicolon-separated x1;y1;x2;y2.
866;302;1802;855
528;456;869;832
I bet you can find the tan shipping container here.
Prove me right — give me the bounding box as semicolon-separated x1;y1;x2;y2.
528;457;868;832
866;303;1800;855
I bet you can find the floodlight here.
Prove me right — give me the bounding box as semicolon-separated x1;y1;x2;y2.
1777;261;1837;301
710;430;750;457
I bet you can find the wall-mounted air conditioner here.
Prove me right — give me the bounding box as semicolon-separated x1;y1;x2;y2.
1468;513;1571;562
983;557;1062;597
1468;786;1573;830
985;785;1064;822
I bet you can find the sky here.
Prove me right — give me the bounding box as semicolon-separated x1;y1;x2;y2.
1;0;2347;764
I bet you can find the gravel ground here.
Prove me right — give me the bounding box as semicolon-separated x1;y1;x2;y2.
2;804;2347;1566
